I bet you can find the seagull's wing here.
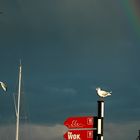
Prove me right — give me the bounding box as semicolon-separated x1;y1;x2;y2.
100;90;111;97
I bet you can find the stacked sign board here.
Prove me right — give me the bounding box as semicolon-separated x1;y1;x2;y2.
64;130;95;140
64;116;97;140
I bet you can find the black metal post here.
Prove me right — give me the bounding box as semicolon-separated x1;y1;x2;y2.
97;100;104;140
138;130;140;140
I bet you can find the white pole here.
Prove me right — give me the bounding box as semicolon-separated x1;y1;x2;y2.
16;63;22;140
97;100;104;140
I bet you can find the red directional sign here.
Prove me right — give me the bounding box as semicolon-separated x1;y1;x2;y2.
64;130;95;140
64;116;96;129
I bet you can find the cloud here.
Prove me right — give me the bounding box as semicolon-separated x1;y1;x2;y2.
105;121;140;140
0;123;66;140
45;86;77;96
0;121;140;140
29;124;67;140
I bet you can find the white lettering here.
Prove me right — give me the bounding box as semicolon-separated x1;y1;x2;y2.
68;132;81;140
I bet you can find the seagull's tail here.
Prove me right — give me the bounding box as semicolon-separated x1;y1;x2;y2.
108;91;112;96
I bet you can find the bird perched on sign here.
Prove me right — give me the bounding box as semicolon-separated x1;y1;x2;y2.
0;81;7;92
96;87;111;98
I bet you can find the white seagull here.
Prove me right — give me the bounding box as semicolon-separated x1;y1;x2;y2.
0;81;7;92
96;87;111;98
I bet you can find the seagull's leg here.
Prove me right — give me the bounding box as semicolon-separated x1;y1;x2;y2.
99;97;104;101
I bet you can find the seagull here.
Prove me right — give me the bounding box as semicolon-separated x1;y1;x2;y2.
96;87;111;98
0;81;7;92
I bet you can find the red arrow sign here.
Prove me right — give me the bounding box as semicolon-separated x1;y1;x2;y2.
64;116;96;129
64;130;95;140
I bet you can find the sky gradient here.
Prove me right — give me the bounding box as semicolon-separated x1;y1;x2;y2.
0;0;140;140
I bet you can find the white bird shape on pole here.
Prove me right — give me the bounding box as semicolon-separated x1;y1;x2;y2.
0;81;7;92
96;87;111;98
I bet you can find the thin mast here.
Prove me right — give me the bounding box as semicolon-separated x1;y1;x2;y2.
16;62;22;140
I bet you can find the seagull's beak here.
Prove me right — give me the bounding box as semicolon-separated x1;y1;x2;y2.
96;87;99;90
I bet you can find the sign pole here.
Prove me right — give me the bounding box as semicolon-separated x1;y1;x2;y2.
97;99;104;140
137;130;140;140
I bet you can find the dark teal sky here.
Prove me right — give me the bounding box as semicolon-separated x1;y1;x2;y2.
0;0;140;140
